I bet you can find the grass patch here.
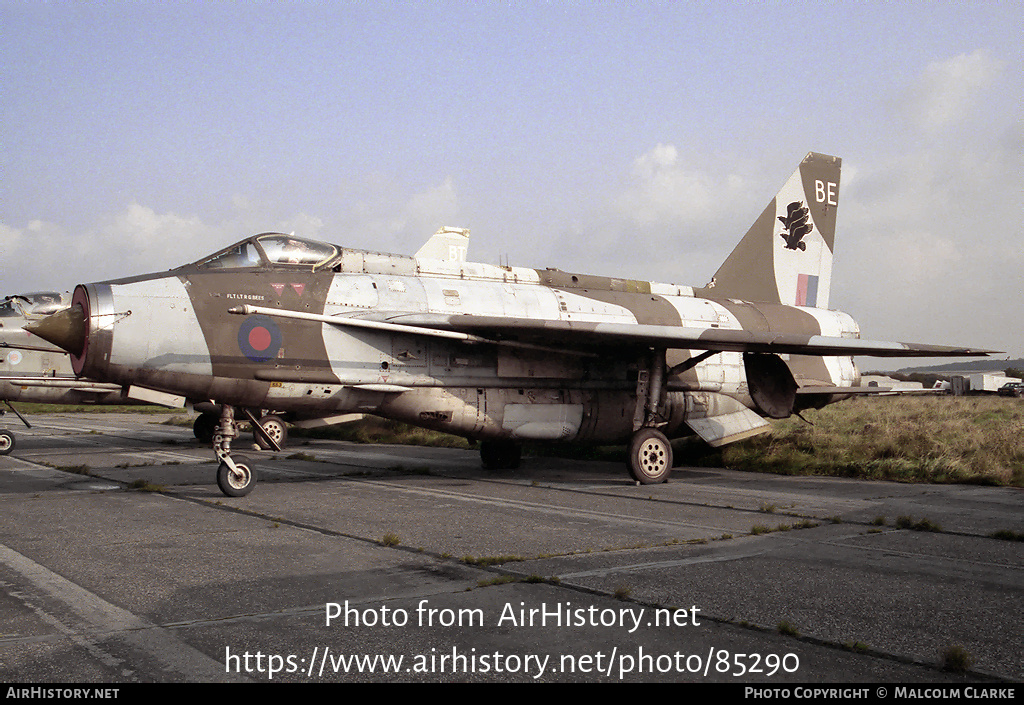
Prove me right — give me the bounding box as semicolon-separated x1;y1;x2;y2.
777;620;799;637
55;464;91;475
698;396;1024;487
940;645;974;673
380;533;400;547
896;515;943;532
461;555;524;567
127;479;165;491
477;575;517;588
989;529;1024;541
293;417;470;448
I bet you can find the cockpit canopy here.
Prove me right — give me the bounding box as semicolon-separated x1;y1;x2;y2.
0;291;70;318
193;233;339;270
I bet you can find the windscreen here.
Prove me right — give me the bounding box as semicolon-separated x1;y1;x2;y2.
194;241;263;269
256;235;337;267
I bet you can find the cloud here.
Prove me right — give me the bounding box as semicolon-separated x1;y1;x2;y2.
0;208;222;293
395;176;461;239
335;175;462;253
899;49;1004;134
272;213;326;240
0;222;24;252
105;204;220;270
612;144;748;228
547;144;761;283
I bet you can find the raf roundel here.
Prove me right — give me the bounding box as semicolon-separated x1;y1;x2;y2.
237;315;282;363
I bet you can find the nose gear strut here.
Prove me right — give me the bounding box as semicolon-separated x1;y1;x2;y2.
213;404;257;497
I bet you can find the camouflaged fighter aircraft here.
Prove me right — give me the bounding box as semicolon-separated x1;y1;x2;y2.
26;153;992;496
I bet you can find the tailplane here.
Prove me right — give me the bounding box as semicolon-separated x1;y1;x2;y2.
702;152;841;308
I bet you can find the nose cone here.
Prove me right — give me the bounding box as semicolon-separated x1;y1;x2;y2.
25;305;86;357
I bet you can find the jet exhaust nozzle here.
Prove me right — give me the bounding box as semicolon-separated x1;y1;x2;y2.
25;305;86;357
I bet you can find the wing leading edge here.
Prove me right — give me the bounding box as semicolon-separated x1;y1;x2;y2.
395;314;994;357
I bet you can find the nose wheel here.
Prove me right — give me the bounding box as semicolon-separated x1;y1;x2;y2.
212;405;258;497
217;455;257;497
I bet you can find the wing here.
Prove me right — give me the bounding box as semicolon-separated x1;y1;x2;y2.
228;306;996;358
394;314;994;357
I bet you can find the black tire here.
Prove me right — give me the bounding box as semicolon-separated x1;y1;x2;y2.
480;440;522;470
627;428;673;484
216;455;257;497
193;413;218;444
254;414;288;451
0;430;14;456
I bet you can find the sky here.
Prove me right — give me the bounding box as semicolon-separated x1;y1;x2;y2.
2;1;1021;368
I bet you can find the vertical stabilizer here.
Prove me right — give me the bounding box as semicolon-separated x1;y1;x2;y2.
701;152;840;308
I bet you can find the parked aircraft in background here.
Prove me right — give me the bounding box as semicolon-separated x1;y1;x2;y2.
26;153;992;495
0;292;121;453
0;292;70;320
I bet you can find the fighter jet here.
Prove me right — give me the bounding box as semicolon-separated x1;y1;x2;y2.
26;153;992;496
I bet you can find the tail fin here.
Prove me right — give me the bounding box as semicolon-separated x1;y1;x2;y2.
702;152;841;308
414;226;471;262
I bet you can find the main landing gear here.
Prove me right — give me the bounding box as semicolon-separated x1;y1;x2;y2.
212;405;257;497
193;409;288;450
627;428;672;484
254;414;288;451
627;347;674;485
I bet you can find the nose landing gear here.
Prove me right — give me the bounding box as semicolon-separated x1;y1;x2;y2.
212;405;258;497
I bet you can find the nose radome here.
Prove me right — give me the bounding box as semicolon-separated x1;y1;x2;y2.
24;305;86;357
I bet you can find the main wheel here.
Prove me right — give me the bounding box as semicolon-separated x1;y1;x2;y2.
480;440;522;470
627;428;673;484
193;412;218;444
0;430;14;456
254;414;288;450
217;455;257;497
